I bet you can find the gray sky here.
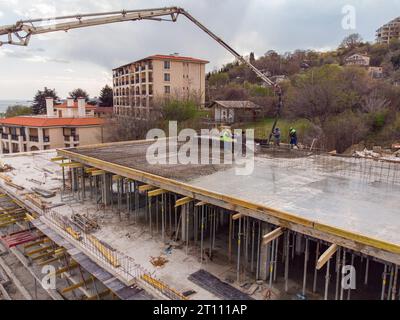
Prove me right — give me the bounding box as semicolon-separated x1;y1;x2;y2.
0;0;399;99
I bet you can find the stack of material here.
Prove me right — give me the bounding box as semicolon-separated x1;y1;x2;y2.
70;213;99;233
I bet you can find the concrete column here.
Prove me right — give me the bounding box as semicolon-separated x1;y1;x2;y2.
78;97;86;118
18;136;23;153
102;174;112;205
38;128;44;150
45;97;54;117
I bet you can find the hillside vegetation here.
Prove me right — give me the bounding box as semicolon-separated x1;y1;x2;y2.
207;35;400;152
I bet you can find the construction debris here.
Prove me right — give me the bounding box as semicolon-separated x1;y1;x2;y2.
0;163;13;173
70;213;99;233
31;187;56;198
150;256;168;267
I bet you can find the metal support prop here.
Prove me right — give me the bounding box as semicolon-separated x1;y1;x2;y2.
381;264;388;300
236;216;242;283
302;238;309;296
284;232;290;292
324;257;330;300
313;241;320;293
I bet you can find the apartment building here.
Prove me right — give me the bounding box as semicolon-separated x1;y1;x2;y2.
376;17;400;44
0;98;105;154
113;54;208;119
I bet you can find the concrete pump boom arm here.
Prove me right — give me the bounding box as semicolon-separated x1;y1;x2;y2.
0;6;282;139
0;6;276;87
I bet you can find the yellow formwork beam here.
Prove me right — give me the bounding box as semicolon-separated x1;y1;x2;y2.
91;170;106;176
24;238;50;249
85;167;97;173
316;244;338;270
65;227;81;240
87;235;120;268
232;213;243;221
262;227;284;246
138;185;156;193
175;197;193;208
85;289;111;300
195;201;207;207
61;277;94;294
147;189;167;197
50;262;79;277
26;245;54;256
51;156;67;162
59;162;83;168
31;248;65;261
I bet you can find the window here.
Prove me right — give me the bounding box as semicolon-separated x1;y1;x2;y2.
164;86;171;94
164;73;170;82
164;61;170;69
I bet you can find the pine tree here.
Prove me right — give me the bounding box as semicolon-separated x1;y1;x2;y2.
99;85;113;107
32;87;59;115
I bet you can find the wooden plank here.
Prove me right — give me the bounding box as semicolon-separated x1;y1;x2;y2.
147;189;167;197
232;213;243;221
61;277;94;294
262;227;284;246
195;201;207;207
0;256;32;300
51;157;66;162
138;185;155;192
317;244;338;270
91;170;106;176
59;162;82;167
175;197;193;208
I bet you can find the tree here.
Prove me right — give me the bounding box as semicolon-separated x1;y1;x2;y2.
5;105;32;118
340;33;363;50
69;88;89;101
32;87;59;115
99;85;114;107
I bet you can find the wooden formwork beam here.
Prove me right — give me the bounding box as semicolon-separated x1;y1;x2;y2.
195;201;208;207
50;262;79;277
61;277;94;294
262;227;284;246
232;213;243;221
175;197;193;208
147;189;167;197
24;238;50;249
31;248;65;261
85;289;111;300
26;245;53;256
317;244;338;270
138;184;156;193
91;170;106;176
51;156;66;162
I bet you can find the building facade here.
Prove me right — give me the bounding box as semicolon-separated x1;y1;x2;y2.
0;98;105;154
376;17;400;44
113;54;208;119
344;54;370;67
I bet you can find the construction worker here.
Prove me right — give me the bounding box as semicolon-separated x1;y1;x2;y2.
289;127;298;149
273;128;281;147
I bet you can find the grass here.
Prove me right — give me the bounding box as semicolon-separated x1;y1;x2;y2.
237;118;314;142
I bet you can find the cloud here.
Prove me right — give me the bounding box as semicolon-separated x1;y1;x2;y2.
0;10;3;17
2;0;400;99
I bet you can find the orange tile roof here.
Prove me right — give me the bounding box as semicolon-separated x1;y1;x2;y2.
55;101;96;110
0;117;104;127
147;54;209;64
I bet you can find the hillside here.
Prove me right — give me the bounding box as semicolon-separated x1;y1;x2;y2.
206;35;400;152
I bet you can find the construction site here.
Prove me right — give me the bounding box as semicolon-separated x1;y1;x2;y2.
0;6;400;302
0;137;398;300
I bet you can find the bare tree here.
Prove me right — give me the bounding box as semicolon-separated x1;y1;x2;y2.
340;33;363;50
362;90;390;113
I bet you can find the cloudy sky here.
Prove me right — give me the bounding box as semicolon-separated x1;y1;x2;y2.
0;0;399;100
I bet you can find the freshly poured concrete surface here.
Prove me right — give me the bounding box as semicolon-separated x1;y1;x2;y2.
71;142;400;247
188;155;400;245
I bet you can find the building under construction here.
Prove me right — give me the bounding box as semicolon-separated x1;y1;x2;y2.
0;137;399;300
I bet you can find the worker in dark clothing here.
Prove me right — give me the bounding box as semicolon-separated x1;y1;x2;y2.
289;127;298;149
273;128;281;147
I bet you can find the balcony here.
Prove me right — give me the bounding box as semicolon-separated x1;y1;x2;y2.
29;136;39;142
11;135;18;141
1;133;8;139
43;136;50;143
